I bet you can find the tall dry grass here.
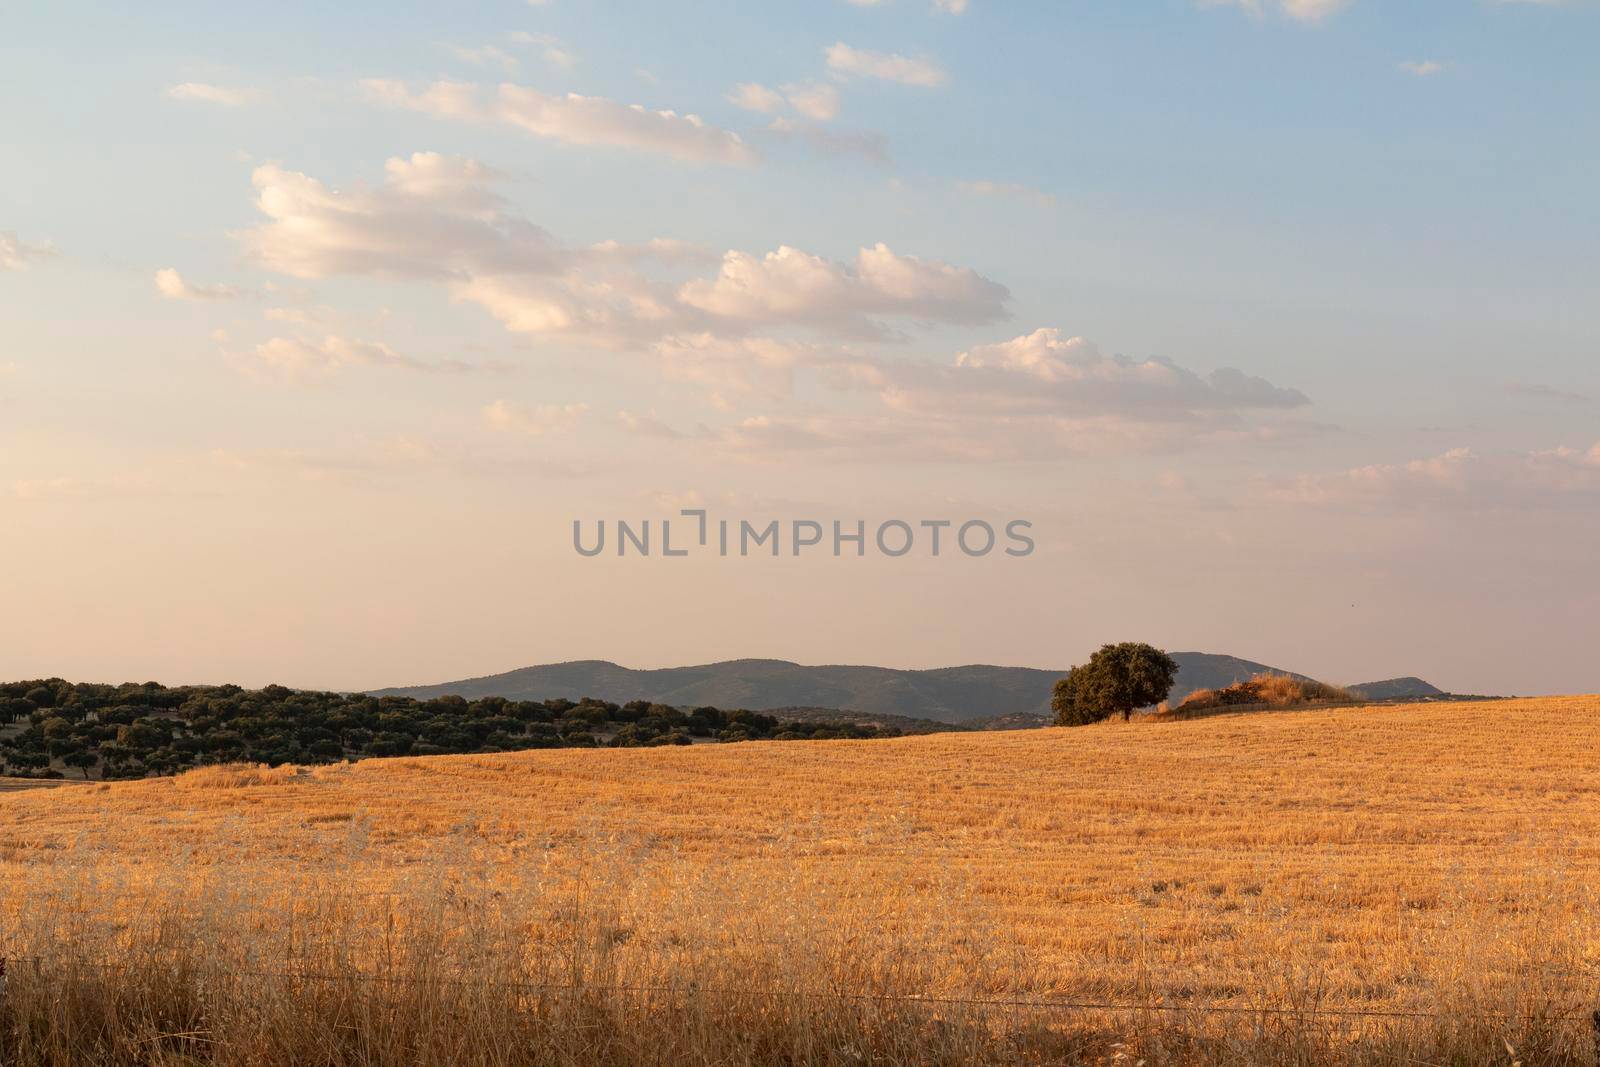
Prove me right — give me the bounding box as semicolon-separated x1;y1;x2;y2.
3;697;1599;1065
1174;671;1355;715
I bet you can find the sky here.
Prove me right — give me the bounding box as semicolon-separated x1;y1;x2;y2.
2;0;1598;696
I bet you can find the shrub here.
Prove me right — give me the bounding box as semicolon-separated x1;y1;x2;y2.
1174;673;1353;714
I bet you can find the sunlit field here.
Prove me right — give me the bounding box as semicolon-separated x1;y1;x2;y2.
3;697;1598;1065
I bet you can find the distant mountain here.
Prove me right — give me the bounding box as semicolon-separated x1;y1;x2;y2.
1347;677;1445;701
371;652;1316;725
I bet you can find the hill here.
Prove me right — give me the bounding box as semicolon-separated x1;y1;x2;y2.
1347;676;1446;700
371;652;1319;723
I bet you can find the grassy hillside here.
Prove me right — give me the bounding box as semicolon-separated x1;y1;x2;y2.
2;696;1595;1065
371;652;1318;722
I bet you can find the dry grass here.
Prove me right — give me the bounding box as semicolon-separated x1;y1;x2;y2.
2;696;1598;1064
1173;671;1355;715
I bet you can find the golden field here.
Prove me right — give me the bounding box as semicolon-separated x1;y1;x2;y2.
3;696;1599;1065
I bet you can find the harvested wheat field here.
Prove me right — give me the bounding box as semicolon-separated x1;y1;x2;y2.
3;697;1599;1065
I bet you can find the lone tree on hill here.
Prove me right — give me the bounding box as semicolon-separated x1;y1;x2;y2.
1053;643;1179;726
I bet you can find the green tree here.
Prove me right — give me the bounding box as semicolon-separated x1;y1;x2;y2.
62;748;99;779
1053;643;1178;726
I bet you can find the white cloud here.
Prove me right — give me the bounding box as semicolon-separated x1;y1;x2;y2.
626;328;1313;462
241;157;1005;347
651;334;823;399
233;333;494;384
728;82;786;113
825;43;947;88
165;82;263;106
507;31;577;68
155;267;246;301
225;157;1307;462
482;399;588;435
844;328;1307;420
845;0;967;10
1282;0;1347;19
678;243;1008;337
1203;0;1350;22
239;153;560;279
446;44;520;74
362;79;757;166
0;231;57;271
1270;443;1600;510
1399;59;1446;77
783;82;841;121
729;81;841;122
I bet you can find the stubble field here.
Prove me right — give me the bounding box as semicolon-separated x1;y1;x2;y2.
2;696;1598;1065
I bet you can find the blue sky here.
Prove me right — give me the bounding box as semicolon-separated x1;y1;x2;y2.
3;0;1597;694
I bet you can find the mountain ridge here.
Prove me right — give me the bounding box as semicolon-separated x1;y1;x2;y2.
370;653;1355;724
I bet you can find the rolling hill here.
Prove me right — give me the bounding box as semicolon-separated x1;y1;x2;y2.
1347;677;1446;701
371;653;1325;724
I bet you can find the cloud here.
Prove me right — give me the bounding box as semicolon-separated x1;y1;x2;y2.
678;243;1008;337
627;328;1313;462
728;82;786;113
362;79;757;166
1270;443;1600;510
241;157;1006;347
1202;0;1350;22
782;82;841;121
506;31;577;68
446;44;521;74
482;399;588;435
239;153;560;279
165;82;263;106
0;231;57;271
232;333;496;384
825;43;947;88
819;329;1308;434
228;157;1308;462
847;0;967;10
155;267;246;300
957;179;1055;207
650;334;825;399
1282;0;1348;19
730;81;841;122
1399;59;1446;77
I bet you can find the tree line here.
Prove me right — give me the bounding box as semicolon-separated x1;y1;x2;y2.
0;679;900;780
